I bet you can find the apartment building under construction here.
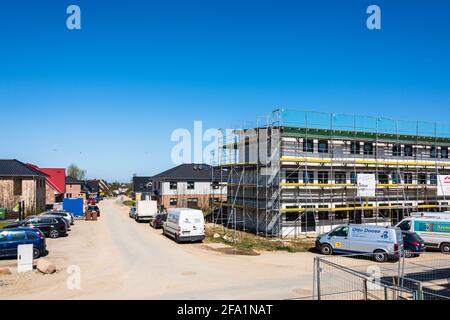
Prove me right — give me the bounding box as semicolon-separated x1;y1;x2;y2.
211;109;450;238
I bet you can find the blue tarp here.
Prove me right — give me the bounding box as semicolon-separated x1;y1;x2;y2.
63;198;84;217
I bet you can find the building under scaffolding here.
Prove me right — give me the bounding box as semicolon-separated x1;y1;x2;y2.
211;109;450;238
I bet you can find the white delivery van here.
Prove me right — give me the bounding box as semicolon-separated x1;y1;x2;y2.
396;217;450;252
163;208;205;243
135;200;158;222
316;224;403;262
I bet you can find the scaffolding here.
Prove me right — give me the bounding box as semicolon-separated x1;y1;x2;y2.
210;109;450;238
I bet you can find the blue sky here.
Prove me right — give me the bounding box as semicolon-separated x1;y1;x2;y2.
1;0;450;181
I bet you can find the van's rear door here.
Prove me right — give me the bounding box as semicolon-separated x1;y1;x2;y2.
180;213;204;237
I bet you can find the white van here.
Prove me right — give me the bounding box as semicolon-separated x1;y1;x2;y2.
316;224;403;262
396;217;450;252
135;200;158;222
163;208;205;243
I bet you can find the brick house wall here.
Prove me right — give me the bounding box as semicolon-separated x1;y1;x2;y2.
0;177;46;215
65;183;85;199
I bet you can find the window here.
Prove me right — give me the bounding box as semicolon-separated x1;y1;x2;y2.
187;198;198;208
331;226;349;237
318;171;329;184
0;232;7;242
285;210;300;221
397;220;411;231
187;181;195;190
318;205;329;220
430;174;437;185
13;179;22;196
169;198;177;206
392;144;402;156
441;147;449;159
378;173;389;184
303;171;314;183
430;146;437;158
350;172;357;184
244;137;250;163
418;173;427;185
350;141;360;155
303;138;314;153
404;173;413;184
26;232;38;240
286;171;299;183
404;145;413;157
318;140;328;153
335;206;348;220
391;173;401;184
335;172;347;184
10;231;26;241
363;142;374;155
211;182;220;190
169;181;177;190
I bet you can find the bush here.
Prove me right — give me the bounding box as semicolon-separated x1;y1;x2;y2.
122;200;135;207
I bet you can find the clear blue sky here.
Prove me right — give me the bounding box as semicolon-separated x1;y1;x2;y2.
1;0;449;182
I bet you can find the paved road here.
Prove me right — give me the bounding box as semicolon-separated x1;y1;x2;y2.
0;199;316;299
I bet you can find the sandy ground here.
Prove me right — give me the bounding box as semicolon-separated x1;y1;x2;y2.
0;199;317;300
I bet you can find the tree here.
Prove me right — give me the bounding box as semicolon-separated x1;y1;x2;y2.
67;164;86;180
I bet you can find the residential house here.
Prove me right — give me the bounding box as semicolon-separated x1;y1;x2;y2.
27;164;65;208
85;179;110;198
150;164;227;211
132;176;153;201
0;159;48;216
65;176;91;200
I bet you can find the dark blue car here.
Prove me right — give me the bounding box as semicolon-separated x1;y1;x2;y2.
0;228;47;259
402;231;425;258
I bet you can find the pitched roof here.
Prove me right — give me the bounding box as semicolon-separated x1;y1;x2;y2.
132;176;153;192
65;176;83;184
0;160;48;177
85;180;100;193
27;165;65;194
152;164;213;182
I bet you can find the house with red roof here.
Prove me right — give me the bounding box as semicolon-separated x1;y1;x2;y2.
27;164;66;208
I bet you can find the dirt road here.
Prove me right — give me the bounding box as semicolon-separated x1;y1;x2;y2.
0;199;317;299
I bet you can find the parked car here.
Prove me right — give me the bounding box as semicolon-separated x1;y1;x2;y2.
3;216;67;239
402;231;425;258
129;207;137;219
40;215;71;231
87;198;97;205
163;208;205;243
87;205;100;217
315;224;404;262
40;211;74;226
396;217;450;253
150;213;167;229
0;228;47;259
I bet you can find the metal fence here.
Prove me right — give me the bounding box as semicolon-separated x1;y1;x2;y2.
313;252;450;300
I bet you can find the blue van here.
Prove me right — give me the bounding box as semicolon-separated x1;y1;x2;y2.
0;228;47;259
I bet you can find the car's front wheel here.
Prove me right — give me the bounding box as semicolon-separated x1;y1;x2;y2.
49;229;59;239
33;248;41;259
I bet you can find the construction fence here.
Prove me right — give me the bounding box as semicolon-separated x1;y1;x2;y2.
313;252;450;300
